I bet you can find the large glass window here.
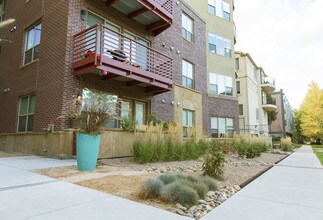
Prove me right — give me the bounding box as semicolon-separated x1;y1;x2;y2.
182;13;193;42
208;0;231;21
208;33;231;57
209;73;233;96
82;89;118;129
18;95;36;132
183;109;195;138
210;117;234;138
0;0;5;22
24;22;42;64
182;60;194;89
135;102;146;125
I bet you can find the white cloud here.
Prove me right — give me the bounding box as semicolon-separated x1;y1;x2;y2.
234;0;323;109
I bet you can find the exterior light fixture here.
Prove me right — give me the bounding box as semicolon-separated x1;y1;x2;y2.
80;10;87;21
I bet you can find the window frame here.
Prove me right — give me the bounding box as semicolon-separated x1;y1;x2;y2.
181;13;194;42
208;33;231;57
17;95;36;132
182;59;195;89
24;22;42;65
208;0;231;21
0;0;5;22
210;117;234;138
236;81;241;94
239;104;243;115
209;73;233;96
183;109;195;138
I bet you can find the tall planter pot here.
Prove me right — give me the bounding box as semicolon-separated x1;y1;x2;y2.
76;132;101;171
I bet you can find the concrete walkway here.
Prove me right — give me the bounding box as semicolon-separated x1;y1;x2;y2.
202;146;323;220
0;156;189;220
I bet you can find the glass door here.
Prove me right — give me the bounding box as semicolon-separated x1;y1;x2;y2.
135;102;146;125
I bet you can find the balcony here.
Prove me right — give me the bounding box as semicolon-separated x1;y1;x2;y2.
261;76;276;93
262;100;277;112
105;0;173;35
72;24;173;94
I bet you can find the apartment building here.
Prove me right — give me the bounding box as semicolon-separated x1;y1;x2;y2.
0;0;239;156
235;52;277;136
179;0;239;138
269;89;294;138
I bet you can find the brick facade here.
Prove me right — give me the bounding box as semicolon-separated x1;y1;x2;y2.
0;0;238;136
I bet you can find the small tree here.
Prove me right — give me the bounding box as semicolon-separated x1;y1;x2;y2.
292;109;305;144
266;94;278;125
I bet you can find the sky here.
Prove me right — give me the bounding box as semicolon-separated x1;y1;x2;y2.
234;0;323;109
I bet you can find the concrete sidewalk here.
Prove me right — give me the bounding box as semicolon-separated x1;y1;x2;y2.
0;156;189;220
202;146;323;220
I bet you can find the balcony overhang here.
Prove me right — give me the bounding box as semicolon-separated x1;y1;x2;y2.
262;104;277;112
105;0;173;35
261;83;275;93
72;24;173;95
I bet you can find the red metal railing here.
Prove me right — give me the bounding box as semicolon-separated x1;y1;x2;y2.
152;0;173;15
73;24;173;80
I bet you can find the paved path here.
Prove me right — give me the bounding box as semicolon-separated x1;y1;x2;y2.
0;156;189;220
202;146;323;220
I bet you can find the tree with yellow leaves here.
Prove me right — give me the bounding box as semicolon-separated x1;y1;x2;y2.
299;81;323;142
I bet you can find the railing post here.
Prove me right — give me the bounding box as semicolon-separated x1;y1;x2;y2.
100;24;103;65
94;24;99;65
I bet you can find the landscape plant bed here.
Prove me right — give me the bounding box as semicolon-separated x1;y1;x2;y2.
35;152;286;219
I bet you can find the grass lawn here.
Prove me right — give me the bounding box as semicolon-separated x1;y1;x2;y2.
314;152;323;165
311;145;323;148
292;143;303;148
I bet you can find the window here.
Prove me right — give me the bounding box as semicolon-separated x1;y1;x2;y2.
182;60;194;89
135;102;147;125
210;117;234;138
209;73;233;96
236;81;240;94
208;0;231;21
24;22;42;64
182;13;193;42
183;109;195;138
239;104;243;115
222;2;230;21
208;33;231;57
0;0;5;22
235;58;239;70
18;95;36;132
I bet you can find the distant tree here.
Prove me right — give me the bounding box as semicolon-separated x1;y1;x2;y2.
292;109;305;144
266;94;278;125
299;81;323;141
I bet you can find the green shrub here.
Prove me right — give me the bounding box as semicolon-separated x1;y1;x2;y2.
121;114;136;131
158;173;177;185
189;181;208;199
202;176;218;191
133;139;209;164
143;179;164;198
178;185;199;206
202;150;225;179
162;182;181;202
236;141;269;158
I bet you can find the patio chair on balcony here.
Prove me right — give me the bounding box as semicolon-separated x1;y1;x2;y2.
107;49;127;62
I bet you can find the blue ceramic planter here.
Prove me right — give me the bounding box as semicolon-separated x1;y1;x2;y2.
76;133;100;171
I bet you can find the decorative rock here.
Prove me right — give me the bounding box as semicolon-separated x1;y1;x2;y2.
176;209;186;216
209;201;216;207
207;191;216;197
176;203;187;211
234;185;241;191
206;205;213;211
198;200;208;205
195;212;202;218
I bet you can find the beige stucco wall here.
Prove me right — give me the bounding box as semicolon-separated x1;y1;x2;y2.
174;84;203;139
